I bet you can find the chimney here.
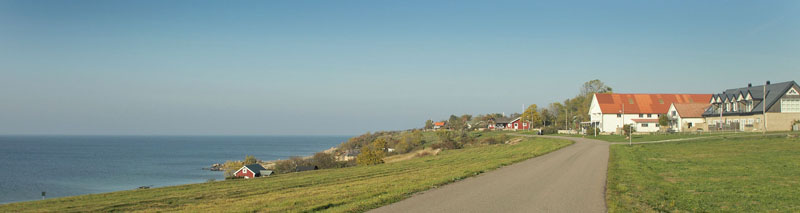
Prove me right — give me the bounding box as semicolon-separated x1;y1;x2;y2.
767;81;771;85
748;83;752;87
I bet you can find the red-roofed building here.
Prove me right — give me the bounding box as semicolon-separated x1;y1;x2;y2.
589;93;712;133
433;122;446;130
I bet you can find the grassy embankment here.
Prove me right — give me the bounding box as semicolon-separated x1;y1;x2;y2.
1;135;572;212
607;134;800;212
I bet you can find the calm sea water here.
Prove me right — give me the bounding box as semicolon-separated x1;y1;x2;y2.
0;135;349;204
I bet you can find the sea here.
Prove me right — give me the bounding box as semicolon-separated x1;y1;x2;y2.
0;135;350;204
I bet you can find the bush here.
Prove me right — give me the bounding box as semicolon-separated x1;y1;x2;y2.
273;159;295;174
312;152;338;169
357;146;385;166
357;138;387;166
480;137;502;145
541;126;558;135
586;127;600;135
622;124;636;136
244;155;258;165
497;134;509;143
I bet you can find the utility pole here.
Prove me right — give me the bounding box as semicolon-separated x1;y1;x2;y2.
763;81;767;134
565;109;569;133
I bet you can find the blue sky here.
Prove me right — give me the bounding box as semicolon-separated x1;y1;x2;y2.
1;0;798;135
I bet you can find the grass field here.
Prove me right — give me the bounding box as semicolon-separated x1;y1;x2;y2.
606;134;800;212
0;136;572;212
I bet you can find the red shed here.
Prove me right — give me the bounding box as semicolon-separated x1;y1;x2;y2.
234;164;271;179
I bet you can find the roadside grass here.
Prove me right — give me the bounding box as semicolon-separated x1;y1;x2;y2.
1;136;572;212
531;131;762;143
607;134;800;212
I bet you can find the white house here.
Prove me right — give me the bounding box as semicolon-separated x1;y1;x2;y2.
667;103;710;132
589;93;713;133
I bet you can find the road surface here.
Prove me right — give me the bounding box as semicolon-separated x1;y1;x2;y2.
370;135;609;213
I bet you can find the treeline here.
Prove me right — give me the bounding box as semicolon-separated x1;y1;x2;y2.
424;79;613;132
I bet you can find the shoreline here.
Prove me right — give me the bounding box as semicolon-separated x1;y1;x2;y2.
0;135;349;205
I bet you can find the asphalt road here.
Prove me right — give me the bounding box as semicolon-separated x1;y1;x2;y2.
369;135;609;213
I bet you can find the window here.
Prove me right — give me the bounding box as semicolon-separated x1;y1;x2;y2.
659;99;664;104
672;111;677;116
782;99;800;112
688;123;693;128
514;123;518;128
655;123;660;127
641;123;649;127
629;98;634;104
617;114;621;117
647;114;652;118
639;114;644;118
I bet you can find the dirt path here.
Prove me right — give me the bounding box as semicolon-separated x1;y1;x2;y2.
370;135;609;213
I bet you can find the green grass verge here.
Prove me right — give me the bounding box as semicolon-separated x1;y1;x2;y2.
606;135;800;212
1;136;572;212
536;132;761;143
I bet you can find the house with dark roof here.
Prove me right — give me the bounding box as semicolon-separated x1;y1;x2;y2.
295;165;318;172
667;103;711;132
233;164;272;179
488;117;529;130
702;81;800;132
589;93;713;133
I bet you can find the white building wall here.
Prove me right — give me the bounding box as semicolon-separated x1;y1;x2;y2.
679;118;705;131
633;122;660;132
595;113;655;133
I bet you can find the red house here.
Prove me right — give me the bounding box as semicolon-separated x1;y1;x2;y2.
433;122;446;130
234;164;271;179
488;117;530;130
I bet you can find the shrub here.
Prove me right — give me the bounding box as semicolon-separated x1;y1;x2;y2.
312;152;338;169
357;146;385;166
481;137;502;145
541;126;558;135
622;124;636;136
244;155;258;165
273;159;295;174
586;127;600;135
357;138;387;166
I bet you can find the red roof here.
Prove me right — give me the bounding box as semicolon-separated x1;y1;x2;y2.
631;119;659;123
434;122;445;126
595;93;712;114
672;103;711;118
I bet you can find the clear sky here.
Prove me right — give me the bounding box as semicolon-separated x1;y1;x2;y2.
1;0;798;135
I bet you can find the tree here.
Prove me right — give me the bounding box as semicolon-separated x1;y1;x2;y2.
244;155;258;165
521;104;543;128
658;114;669;130
357;138;387;166
540;108;555;127
424;120;434;129
580;79;613;97
623;124;636;138
312;152;338;169
273;159;295;174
